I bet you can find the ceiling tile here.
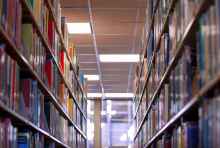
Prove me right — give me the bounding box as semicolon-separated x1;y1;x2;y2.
91;0;139;8
70;35;94;45
87;81;100;85
96;35;134;45
61;9;90;22
140;0;148;8
60;0;88;8
135;35;142;45
132;62;139;70
100;63;131;69
97;46;133;54
104;89;127;93
134;46;142;54
138;9;146;22
104;85;127;90
92;9;137;22
77;55;97;62
137;23;146;34
94;23;136;34
79;63;98;69
102;75;129;81
103;81;128;85
75;46;96;54
80;69;99;75
101;69;130;75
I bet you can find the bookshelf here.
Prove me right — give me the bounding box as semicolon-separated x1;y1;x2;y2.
133;0;217;147
0;0;87;147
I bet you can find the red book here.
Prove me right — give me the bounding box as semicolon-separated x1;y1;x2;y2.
166;141;171;148
1;118;11;148
19;79;31;118
12;60;16;111
61;52;65;74
45;61;53;91
48;21;54;52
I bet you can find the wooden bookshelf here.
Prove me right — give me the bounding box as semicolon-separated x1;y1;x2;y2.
0;22;86;138
19;0;87;120
143;97;199;148
0;0;87;146
133;0;214;145
44;0;87;101
0;102;70;148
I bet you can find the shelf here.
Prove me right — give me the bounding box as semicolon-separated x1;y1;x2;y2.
143;96;199;148
133;53;155;120
0;102;70;148
133;0;213;140
0;5;86;139
19;0;87;119
44;0;87;101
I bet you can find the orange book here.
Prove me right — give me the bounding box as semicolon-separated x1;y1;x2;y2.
70;43;74;63
60;82;64;107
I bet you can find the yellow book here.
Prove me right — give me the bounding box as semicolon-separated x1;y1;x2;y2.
69;98;73;119
59;117;62;138
178;126;182;148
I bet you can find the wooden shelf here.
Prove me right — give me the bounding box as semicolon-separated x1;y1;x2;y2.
0;102;70;148
133;0;213;140
44;0;87;101
133;53;155;120
0;3;86;139
19;0;87;119
143;97;199;148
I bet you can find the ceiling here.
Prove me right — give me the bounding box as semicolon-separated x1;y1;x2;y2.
60;0;147;99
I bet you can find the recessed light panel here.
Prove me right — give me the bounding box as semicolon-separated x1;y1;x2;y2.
66;23;92;34
99;54;139;62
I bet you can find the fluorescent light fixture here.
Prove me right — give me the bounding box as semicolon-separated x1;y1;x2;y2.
120;134;127;141
99;54;139;63
101;123;105;128
105;93;133;98
87;93;102;98
84;75;99;81
66;23;92;34
109;110;117;115
87;93;133;98
101;111;106;115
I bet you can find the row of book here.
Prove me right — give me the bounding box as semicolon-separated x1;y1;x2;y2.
134;0;199;128
0;117;86;148
133;0;220;147
135;120;199;148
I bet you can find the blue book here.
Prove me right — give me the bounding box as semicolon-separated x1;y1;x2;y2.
18;128;30;148
46;58;53;63
185;46;197;102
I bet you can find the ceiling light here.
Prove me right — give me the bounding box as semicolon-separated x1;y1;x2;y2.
120;134;127;141
99;54;139;62
101;111;106;115
84;75;100;81
66;23;92;34
101;123;105;128
87;93;133;98
87;93;102;98
105;93;133;98
109;110;117;115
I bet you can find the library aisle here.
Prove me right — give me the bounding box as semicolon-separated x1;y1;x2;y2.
0;0;219;148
